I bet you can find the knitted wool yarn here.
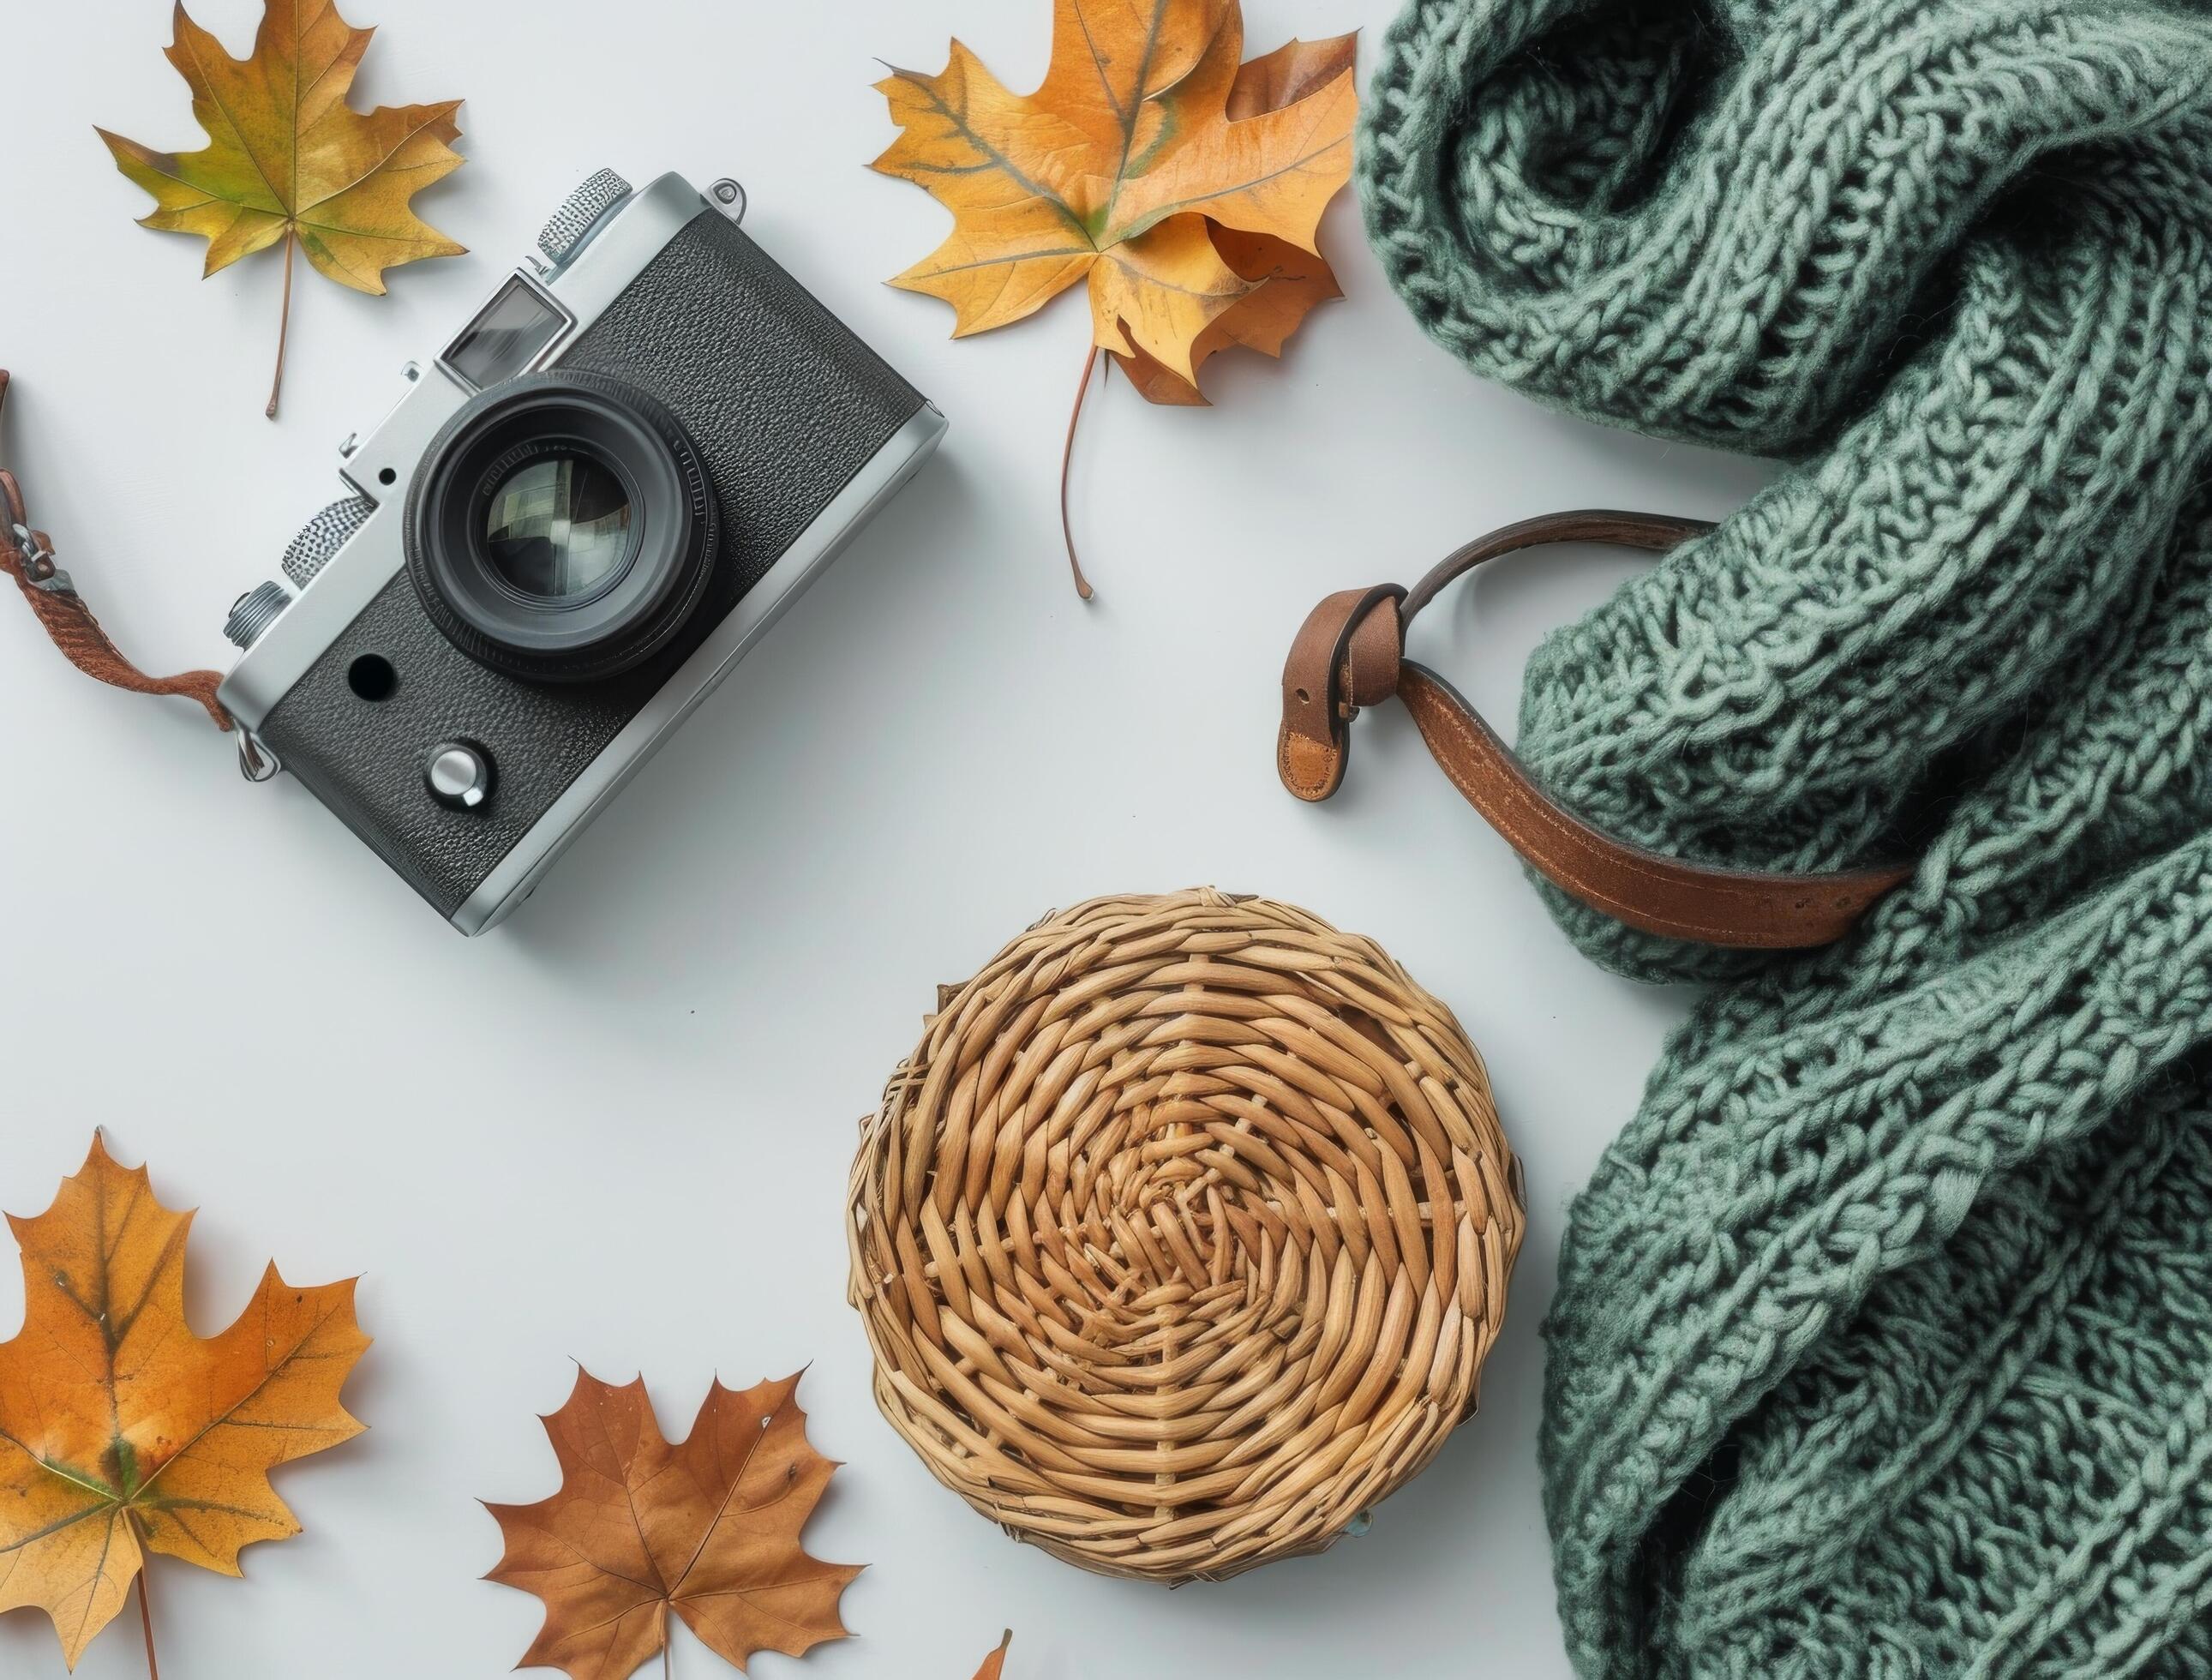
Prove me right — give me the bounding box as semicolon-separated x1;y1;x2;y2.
1361;2;2212;1676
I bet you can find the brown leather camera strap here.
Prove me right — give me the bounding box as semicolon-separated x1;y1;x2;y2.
0;372;231;731
1278;509;1912;949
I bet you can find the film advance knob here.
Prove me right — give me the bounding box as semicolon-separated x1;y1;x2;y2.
424;741;495;811
537;170;632;264
282;495;375;589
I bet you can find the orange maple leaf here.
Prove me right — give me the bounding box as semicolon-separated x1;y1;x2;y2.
873;3;1353;397
485;1369;860;1680
971;1629;1015;1678
0;1133;369;1670
872;0;1357;594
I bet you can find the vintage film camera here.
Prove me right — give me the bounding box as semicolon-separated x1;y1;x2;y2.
219;169;944;933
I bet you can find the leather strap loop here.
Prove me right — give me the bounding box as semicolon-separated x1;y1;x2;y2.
1278;583;1405;801
0;372;231;731
1279;508;1913;950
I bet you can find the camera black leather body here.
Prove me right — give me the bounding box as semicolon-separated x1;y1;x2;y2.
218;171;945;933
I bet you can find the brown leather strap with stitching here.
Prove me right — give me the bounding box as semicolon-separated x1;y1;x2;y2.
0;372;231;730
1279;510;1912;949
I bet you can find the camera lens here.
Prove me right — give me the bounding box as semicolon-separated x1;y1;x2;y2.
405;371;718;682
482;453;634;600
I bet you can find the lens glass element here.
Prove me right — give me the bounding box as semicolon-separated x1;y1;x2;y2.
482;453;634;600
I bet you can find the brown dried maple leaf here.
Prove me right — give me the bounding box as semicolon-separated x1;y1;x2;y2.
485;1370;860;1680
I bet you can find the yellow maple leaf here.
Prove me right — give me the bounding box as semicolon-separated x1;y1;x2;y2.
0;1134;369;1670
96;0;467;417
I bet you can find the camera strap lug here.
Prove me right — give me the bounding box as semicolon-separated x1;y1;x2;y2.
0;369;237;740
9;522;72;597
709;178;747;226
237;729;280;783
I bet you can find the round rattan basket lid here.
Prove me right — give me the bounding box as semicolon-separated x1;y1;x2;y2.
847;888;1525;1583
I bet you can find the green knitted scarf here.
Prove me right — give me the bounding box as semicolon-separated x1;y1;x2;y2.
1360;1;2212;1674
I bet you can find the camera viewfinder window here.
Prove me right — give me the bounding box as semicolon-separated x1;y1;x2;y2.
445;279;569;389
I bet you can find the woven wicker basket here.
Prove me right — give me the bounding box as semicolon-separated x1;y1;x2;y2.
846;889;1524;1583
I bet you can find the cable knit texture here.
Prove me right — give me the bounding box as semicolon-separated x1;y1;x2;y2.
1361;2;2212;1675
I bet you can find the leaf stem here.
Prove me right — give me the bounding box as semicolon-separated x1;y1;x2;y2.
1062;343;1104;601
267;235;297;421
131;1529;159;1680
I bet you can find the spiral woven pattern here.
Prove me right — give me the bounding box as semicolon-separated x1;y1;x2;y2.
847;889;1523;1583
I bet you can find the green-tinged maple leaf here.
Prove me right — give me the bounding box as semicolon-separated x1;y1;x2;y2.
97;0;466;416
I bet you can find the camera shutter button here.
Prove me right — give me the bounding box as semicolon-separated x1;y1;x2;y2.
425;741;495;811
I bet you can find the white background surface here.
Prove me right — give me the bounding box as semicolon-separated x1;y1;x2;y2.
0;3;1772;1676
